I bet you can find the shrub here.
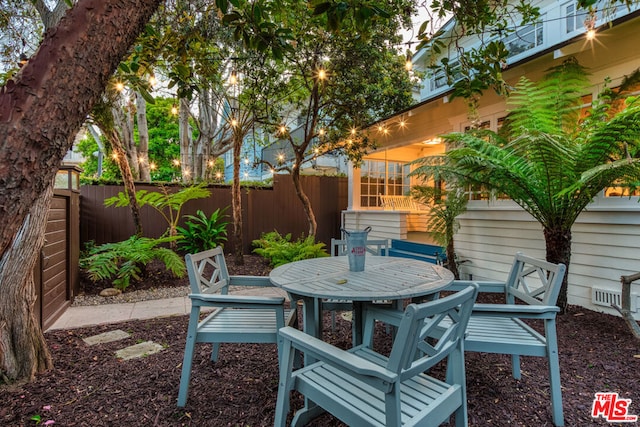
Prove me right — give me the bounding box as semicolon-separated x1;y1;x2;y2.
252;231;328;267
80;236;186;290
176;208;229;254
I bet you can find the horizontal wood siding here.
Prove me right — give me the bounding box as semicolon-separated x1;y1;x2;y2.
40;195;71;329
343;211;407;240
80;175;347;254
455;202;640;319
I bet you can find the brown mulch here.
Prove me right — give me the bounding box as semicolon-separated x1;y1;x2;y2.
2;255;640;426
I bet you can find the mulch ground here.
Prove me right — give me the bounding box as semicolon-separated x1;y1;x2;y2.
2;256;640;426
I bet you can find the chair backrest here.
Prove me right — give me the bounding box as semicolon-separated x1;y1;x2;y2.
330;238;389;257
504;252;566;306
381;284;478;378
184;247;231;295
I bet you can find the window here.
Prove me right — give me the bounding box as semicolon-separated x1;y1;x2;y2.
565;2;578;33
504;19;544;58
429;60;461;92
360;160;410;207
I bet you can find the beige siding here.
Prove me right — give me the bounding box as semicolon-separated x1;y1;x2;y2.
455;202;640;319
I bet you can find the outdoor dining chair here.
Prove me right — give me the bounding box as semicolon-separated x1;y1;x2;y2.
177;246;297;407
373;252;567;426
274;283;479;426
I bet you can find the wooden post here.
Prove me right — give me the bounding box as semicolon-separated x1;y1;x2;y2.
616;273;640;339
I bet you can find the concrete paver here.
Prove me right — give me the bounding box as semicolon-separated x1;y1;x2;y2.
83;329;131;346
115;341;165;360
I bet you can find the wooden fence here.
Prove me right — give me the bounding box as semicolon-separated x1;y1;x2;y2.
80;174;348;254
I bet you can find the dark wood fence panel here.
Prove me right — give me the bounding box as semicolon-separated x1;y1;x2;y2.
80;175;347;254
37;190;80;330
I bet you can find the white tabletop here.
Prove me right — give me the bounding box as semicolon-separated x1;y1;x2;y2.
269;256;454;301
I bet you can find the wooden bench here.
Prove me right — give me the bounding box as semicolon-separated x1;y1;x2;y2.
176;246;297;407
442;252;567;426
378;194;426;211
274;284;479;427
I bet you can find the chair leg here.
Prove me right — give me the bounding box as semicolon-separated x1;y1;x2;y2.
546;321;564;426
177;311;200;407
274;338;296;427
210;343;221;362
511;354;521;379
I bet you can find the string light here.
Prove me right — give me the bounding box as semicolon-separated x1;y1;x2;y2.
244;157;249;165
230;117;238;127
208;160;215;167
229;72;238;85
115;81;125;92
173;159;180;166
148;75;157;87
584;10;597;40
277;153;285;162
318;128;325;137
215;172;222;179
405;52;413;71
150;162;157;170
171;104;178;115
111;153;118;160
279;125;287;135
317;68;327;80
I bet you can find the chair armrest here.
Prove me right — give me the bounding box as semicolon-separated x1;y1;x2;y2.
279;326;397;384
189;293;285;306
228;275;274;287
472;303;560;319
449;280;506;293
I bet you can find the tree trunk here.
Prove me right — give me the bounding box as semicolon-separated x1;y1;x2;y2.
232;132;244;265
179;98;192;182
0;0;161;383
544;226;572;313
445;239;460;280
108;130;144;237
291;160;317;236
0;186;54;382
135;92;151;182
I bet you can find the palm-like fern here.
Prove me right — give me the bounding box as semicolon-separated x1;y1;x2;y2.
80;236;186;290
104;184;211;238
412;58;640;310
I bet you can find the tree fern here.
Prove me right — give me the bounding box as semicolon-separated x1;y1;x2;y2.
80;236;186;290
411;58;640;311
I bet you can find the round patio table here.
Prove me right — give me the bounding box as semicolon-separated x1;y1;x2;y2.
269;255;454;345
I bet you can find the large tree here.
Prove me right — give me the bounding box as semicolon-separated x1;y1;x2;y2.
0;0;162;383
412;59;640;311
225;0;418;236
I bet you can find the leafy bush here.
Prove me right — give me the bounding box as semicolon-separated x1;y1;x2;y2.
80;236;186;290
252;231;328;267
176;208;229;253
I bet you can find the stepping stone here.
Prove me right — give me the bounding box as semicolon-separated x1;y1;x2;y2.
83;329;131;346
115;341;164;360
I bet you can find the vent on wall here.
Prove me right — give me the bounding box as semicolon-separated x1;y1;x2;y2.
592;288;638;312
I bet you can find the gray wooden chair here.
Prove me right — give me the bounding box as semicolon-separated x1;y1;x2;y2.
177;246;297;407
437;252;567;426
364;252;567;425
324;238;389;330
274;283;479;426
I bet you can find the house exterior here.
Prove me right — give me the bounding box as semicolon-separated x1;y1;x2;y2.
344;0;640;318
223;124;348;183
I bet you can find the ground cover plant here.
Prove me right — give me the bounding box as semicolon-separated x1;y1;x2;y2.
1;255;639;426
